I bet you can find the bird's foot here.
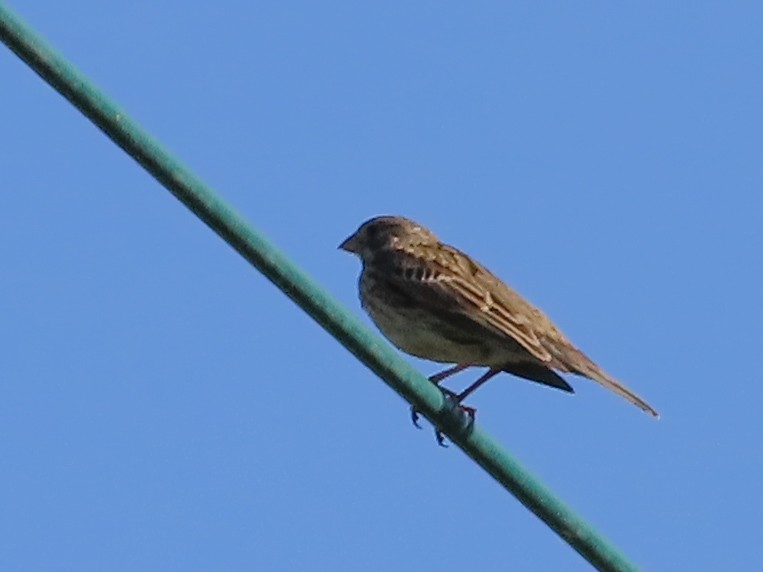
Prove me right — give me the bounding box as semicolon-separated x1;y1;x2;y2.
411;407;452;446
433;389;477;447
409;396;474;428
408;389;477;446
441;388;477;416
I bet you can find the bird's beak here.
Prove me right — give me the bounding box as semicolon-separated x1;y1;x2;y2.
338;232;359;253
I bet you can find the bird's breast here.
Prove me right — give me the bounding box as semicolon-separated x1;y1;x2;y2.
358;270;498;365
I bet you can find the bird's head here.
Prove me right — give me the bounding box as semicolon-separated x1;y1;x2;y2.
339;216;438;260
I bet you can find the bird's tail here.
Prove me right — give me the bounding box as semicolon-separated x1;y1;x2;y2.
549;344;659;417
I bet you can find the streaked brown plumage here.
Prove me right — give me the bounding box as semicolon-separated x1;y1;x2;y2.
339;215;658;419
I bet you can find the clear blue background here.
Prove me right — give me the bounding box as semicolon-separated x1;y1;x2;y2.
2;2;761;570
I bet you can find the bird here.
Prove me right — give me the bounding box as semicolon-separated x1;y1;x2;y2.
339;215;658;442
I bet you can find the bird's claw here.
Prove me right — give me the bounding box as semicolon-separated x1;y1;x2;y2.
411;406;450;445
410;406;423;429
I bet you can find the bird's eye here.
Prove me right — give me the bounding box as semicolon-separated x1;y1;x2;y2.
364;224;387;248
404;268;415;279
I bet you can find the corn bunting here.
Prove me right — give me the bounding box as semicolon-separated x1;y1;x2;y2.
340;215;658;442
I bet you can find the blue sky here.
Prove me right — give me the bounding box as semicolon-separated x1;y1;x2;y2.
2;2;761;570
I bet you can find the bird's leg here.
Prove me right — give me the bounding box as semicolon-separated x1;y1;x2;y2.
429;363;471;384
431;368;501;446
456;368;501;404
411;364;471;428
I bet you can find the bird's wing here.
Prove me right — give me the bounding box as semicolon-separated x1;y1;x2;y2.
375;242;660;416
375;242;555;364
